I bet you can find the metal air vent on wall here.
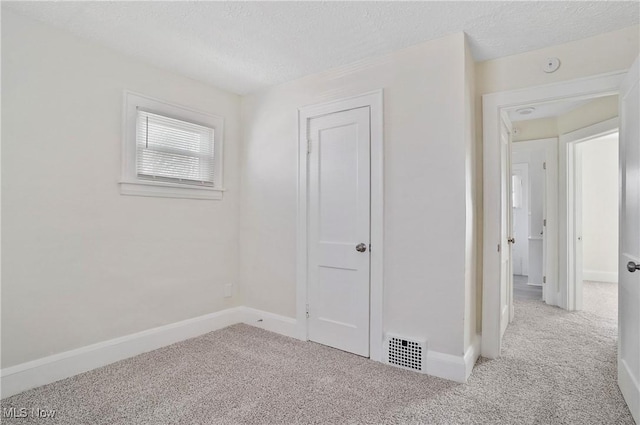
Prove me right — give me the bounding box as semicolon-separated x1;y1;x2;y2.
384;334;426;372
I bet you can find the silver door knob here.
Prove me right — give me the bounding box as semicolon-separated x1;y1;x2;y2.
356;243;367;253
507;237;516;244
627;261;639;273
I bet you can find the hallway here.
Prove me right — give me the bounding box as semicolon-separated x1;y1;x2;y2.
514;274;543;301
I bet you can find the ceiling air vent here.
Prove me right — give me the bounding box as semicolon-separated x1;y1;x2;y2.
384;334;426;373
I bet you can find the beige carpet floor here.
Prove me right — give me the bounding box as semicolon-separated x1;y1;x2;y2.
1;282;633;424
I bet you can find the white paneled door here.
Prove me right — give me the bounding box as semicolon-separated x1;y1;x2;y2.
500;117;515;332
307;106;371;357
618;57;640;423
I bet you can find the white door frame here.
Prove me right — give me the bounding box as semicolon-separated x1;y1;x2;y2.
297;90;384;361
482;71;625;358
560;117;619;311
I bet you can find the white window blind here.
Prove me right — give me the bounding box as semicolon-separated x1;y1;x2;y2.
136;110;215;187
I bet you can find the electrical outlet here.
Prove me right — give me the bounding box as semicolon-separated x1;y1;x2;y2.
224;284;233;298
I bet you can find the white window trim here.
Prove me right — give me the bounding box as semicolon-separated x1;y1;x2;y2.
120;91;225;200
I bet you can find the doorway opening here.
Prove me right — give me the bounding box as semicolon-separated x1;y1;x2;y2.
561;117;619;312
483;62;638;421
506;96;620;314
507;97;620;319
575;132;620;320
509;136;557;304
481;71;625;359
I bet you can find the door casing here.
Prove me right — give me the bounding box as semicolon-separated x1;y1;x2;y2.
297;90;384;361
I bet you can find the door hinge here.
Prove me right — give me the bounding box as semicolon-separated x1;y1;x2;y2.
307;138;311;155
543;162;547;170
497;244;501;252
543;219;547;227
305;303;309;319
543;276;546;284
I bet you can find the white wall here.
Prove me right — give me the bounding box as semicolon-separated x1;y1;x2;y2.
557;96;619;135
476;26;639;96
512;117;558;143
580;133;619;282
1;10;242;368
240;33;477;357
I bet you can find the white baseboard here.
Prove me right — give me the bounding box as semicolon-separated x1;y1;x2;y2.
0;306;297;399
618;357;640;424
1;306;477;397
425;336;480;384
583;270;618;283
241;307;297;338
464;335;481;381
426;351;465;383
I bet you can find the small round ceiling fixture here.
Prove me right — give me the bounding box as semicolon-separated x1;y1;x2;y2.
516;107;536;116
543;57;561;73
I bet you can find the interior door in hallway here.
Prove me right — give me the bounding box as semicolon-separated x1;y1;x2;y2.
307;106;371;357
618;57;640;423
500;117;515;332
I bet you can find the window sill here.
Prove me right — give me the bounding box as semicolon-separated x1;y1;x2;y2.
119;180;225;200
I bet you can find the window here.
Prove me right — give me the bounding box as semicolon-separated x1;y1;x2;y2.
120;92;224;200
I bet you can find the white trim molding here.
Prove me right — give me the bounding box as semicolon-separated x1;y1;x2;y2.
619;357;640;424
583;270;618;283
119;180;225;200
297;90;384;362
426;336;480;383
0;304;478;400
1;307;244;399
242;307;297;338
464;335;482;381
0;307;296;399
482;71;625;359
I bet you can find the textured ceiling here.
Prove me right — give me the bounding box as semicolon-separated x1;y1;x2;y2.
3;1;639;94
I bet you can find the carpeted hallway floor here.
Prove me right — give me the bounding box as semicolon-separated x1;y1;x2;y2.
1;282;632;424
